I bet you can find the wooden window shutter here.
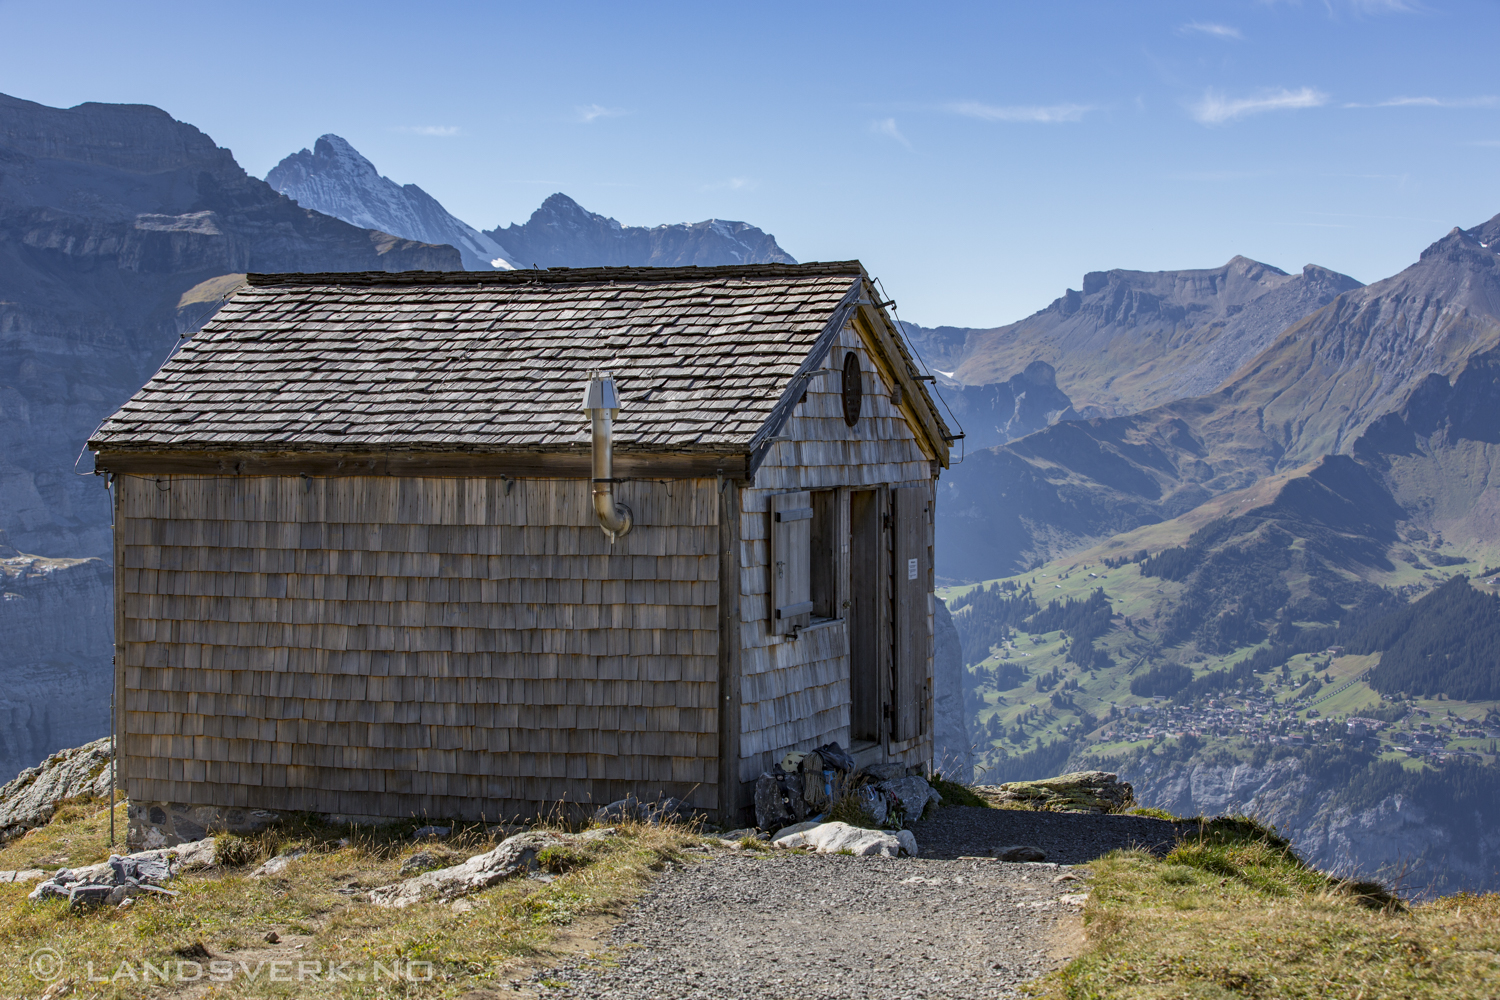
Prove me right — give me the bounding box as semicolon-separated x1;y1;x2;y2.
770;490;813;635
891;485;931;741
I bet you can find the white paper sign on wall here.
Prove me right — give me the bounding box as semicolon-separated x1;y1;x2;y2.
907;558;918;580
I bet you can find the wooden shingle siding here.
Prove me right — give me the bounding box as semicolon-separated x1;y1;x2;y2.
116;474;721;821
736;324;934;784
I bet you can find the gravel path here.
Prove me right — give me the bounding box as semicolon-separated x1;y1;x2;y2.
526;806;1182;999
533;853;1085;999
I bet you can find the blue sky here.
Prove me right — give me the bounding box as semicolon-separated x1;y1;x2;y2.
2;0;1498;326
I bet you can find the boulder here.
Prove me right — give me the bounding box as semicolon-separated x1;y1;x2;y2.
997;844;1048;862
771;821;918;857
251;847;308;878
0;738;114;841
368;831;565;909
983;771;1134;814
876;776;941;825
68;884;115;909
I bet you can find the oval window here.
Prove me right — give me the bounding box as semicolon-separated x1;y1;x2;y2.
841;352;863;427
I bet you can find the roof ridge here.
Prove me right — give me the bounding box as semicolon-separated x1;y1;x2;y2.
246;261;866;288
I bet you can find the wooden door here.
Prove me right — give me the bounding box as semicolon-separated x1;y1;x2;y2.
891;484;931;742
848;489;884;742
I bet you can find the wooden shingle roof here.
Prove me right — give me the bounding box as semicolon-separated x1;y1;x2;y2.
91;263;877;461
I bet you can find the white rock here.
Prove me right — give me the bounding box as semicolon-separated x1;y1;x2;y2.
251;847;308;878
368;831;563;909
770;821;915;857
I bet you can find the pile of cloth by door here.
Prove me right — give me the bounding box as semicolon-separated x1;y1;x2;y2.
749;743;941;857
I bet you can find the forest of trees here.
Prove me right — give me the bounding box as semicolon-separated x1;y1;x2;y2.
1027;588;1116;670
948;582;1038;667
1351;576;1500;701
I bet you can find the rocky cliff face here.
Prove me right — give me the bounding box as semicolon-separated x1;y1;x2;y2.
934;361;1087;452
0;538;112;783
484;193;796;268
267;135;513;271
1120;755;1500;895
932;600;972;779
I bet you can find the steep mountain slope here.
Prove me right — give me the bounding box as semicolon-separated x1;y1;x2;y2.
483;193;796;268
937;215;1500;582
267;134;515;271
908;256;1361;415
937;361;1083;452
0;92;459;781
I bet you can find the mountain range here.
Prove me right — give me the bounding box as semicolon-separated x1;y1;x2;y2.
935;217;1500;582
265;134;796;271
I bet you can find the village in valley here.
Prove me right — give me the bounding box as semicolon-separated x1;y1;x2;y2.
945;553;1500;781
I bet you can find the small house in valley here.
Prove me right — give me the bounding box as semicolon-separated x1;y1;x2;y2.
88;262;954;846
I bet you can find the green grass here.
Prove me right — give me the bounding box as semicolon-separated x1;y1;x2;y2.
930;776;991;809
0;799;707;998
1028;818;1499;999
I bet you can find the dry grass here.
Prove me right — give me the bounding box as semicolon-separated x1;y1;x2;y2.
0;801;707;999
1027;817;1500;999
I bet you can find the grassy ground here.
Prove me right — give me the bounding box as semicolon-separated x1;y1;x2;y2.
0;800;705;999
1028;818;1500;999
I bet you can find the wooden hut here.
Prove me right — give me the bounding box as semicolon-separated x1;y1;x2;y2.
88;262;953;846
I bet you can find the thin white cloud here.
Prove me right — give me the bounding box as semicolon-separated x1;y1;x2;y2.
870;117;912;147
1189;87;1327;124
1466;140;1500;148
576;104;631;124
947;101;1093;123
391;125;461;137
1258;0;1422;12
1181;22;1244;39
1346;95;1499;108
700;177;758;192
1344;0;1421;12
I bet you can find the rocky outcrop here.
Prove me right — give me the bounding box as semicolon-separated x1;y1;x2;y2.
483;193;795;269
983;771;1134;814
267;135;513;271
0;737;113;840
369;829;615;908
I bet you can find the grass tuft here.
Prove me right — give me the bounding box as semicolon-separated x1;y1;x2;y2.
1126;806;1177;820
1025;814;1497;999
930;776;991;809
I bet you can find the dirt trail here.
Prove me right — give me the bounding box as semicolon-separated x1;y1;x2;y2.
517;807;1176;999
